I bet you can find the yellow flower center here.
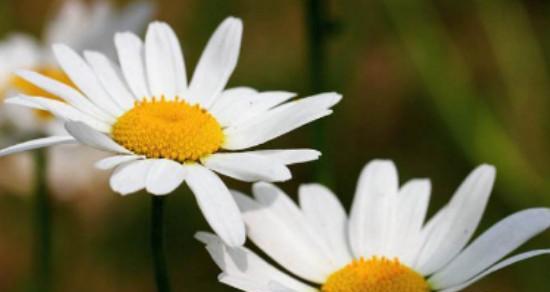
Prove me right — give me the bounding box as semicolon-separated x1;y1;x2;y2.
322;257;429;292
9;67;73;120
111;98;224;162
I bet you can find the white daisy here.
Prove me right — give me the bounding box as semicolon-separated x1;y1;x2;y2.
197;160;550;291
0;0;153;200
0;17;342;246
0;0;154;135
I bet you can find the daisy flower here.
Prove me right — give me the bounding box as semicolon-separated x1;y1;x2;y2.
197;160;550;291
0;17;342;246
0;0;154;135
0;0;152;200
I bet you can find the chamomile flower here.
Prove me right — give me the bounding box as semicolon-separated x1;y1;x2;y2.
0;0;152;199
197;160;550;291
0;0;153;135
0;17;341;246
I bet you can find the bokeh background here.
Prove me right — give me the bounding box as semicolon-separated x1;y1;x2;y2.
0;0;549;291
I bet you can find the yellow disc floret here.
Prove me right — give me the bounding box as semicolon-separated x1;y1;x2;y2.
9;67;73;120
112;98;223;163
322;257;429;292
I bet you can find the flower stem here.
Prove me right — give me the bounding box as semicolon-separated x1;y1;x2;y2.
151;196;171;292
33;149;52;292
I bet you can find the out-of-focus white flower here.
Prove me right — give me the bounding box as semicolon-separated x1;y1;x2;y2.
197;160;550;291
0;17;341;246
0;0;153;200
0;0;154;135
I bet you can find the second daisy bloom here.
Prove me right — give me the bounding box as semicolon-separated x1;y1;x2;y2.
1;17;341;246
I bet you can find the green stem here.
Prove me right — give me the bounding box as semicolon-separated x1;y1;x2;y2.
32;149;51;292
151;196;171;292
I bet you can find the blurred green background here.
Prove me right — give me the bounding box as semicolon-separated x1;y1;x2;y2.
0;0;549;291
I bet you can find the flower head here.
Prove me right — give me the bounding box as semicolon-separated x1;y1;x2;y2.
0;17;341;246
0;0;153;135
0;0;153;200
197;160;550;291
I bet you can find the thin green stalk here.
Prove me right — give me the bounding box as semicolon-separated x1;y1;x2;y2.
305;0;332;185
32;149;52;292
151;196;171;292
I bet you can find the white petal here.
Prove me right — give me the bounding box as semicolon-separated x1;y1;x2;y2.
196;232;315;292
437;249;550;292
52;44;123;117
388;179;431;263
0;136;76;157
209;87;257;115
250;149;321;165
185;164;245;247
110;159;153;194
95;155;141;170
233;184;335;283
5;96;44;110
65;121;130;154
145;23;173;99
230;91;296;126
348;160;399;258
298;184;353;267
145;22;186;100
189;17;242;107
415;165;496;275
429;208;550;289
83;51;135;111
145;159;187;195
212;91;296;128
16;95;111;133
202;152;291;182
16;70;112;122
223;92;341;150
115;32;150;99
211;90;260;127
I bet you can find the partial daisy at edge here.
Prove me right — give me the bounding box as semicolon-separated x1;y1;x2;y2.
0;17;342;247
196;160;550;292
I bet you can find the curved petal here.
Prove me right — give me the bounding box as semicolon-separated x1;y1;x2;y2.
52;44;123;117
83;51;135;111
0;136;76;157
415;165;496;275
65;121;130;154
232;184;336;283
437;249;550;292
229;91;297;126
95;155;141;170
16;70;112;122
250;149;321;165
110;159;154;195
348;160;399;258
196;232;315;292
145;22;186;100
17;95;111;133
145;159;187;195
298;184;353;267
5;95;45;110
388;179;431;263
188;17;242;107
115;32;150;100
185;164;245;247
202;152;291;182
209;87;257;117
429;208;550;289
223;92;341;150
